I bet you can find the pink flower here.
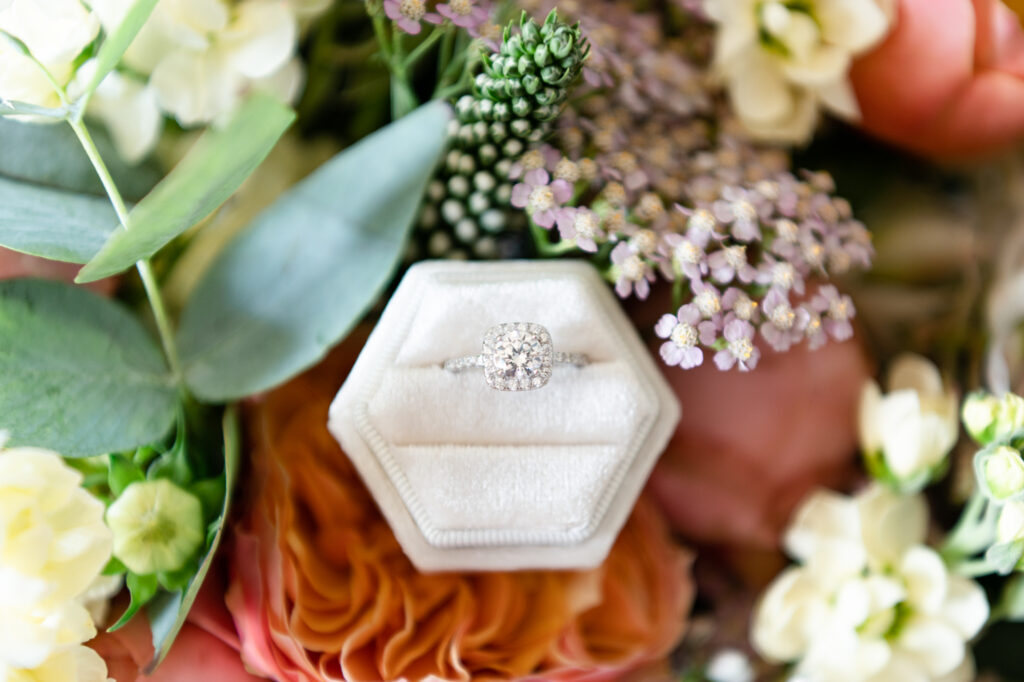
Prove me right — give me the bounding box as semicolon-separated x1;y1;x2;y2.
383;0;439;35
655;304;704;369
714;319;760;372
647;332;871;548
511;168;573;228
851;0;1024;159
89;569;261;682
436;0;489;31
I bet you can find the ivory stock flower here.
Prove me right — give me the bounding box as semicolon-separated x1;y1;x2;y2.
753;484;989;682
850;0;1024;159
859;354;958;490
705;0;891;143
224;341;695;682
0;445;113;677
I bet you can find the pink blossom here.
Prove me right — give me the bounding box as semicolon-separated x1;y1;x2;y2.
383;0;439;35
510;168;572;229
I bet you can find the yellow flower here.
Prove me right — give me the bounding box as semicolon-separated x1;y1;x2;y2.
0;447;112;669
0;644;111;682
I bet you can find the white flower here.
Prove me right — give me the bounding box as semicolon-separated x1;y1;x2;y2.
0;0;98;107
753;484;989;682
859;354;959;487
72;62;162;164
0;447;112;670
0;644;111;682
91;0;299;127
707;648;754;682
705;0;891;143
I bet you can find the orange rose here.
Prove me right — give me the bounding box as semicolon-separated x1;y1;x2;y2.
851;0;1024;159
224;341;695;682
649;337;870;550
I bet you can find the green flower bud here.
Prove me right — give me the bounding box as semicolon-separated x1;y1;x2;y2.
983;446;1024;500
106;479;205;575
963;392;1001;443
997;500;1024;545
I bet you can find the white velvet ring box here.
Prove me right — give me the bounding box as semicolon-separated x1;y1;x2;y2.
327;260;680;572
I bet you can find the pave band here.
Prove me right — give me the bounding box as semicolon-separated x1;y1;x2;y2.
443;322;589;391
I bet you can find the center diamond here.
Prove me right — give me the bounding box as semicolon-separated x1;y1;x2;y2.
482;322;554;391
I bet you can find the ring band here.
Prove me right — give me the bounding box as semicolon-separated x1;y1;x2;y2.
443;322;589;391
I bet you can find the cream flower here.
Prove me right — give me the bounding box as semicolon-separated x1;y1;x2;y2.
753;484;989;682
705;0;891;143
0;644;111;682
91;0;300;127
0;447;112;670
0;0;98;107
859;354;959;489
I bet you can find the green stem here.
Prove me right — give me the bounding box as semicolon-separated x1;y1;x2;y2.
941;492;992;563
404;27;445;69
437;27;455;81
952;557;997;578
69;119;185;387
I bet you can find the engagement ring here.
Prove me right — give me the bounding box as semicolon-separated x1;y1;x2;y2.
443;322;589;391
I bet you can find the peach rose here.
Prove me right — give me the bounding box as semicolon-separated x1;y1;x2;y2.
851;0;1024;159
649;337;870;550
224;341;695;682
88;570;262;682
0;246;118;296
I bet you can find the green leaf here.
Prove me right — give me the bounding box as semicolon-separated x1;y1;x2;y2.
176;101;451;401
146;407;240;670
108;453;146;497
0;117;160;201
0;176;119;262
109;571;159;631
76;94;296;283
81;0;159;98
988;540;1024;575
0;279;177;457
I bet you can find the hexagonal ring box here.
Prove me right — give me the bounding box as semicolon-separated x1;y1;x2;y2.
328;261;680;571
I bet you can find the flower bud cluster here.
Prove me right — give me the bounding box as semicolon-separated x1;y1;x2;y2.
415;10;588;260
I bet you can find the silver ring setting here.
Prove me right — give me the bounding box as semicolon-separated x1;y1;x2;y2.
443;322;589;391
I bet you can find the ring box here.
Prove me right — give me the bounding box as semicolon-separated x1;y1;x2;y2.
328;260;680;571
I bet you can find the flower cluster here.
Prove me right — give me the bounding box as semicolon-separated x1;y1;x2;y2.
0;444;114;682
383;0;491;36
753;484;988;682
508;0;872;372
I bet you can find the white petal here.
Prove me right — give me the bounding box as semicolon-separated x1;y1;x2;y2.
784;489;864;571
896;616;967;677
816;77;861;120
933;654;976;682
866;653;931;682
888;354;945;396
151;48;241;126
900;546;948;614
817;0;891;52
858;381;884;453
2;0;99;64
727;50;794;125
87;72;163;163
751;567;824;662
857;484;928;568
222;0;297;79
253;55;304;105
941;576;990;640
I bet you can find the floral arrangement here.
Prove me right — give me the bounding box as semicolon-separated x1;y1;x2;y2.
2;0;1024;681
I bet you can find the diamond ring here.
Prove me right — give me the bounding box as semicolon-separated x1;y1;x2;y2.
443;322;589;391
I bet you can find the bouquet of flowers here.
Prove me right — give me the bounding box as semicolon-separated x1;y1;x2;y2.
3;0;1024;680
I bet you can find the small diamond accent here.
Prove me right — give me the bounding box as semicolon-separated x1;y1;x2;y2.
482;322;554;391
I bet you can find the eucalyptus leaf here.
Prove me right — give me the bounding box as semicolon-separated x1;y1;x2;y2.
0;175;118;262
0;279;177;457
147;407;239;670
0;117;160;201
81;0;159;98
77;94;296;283
176;101;451;401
